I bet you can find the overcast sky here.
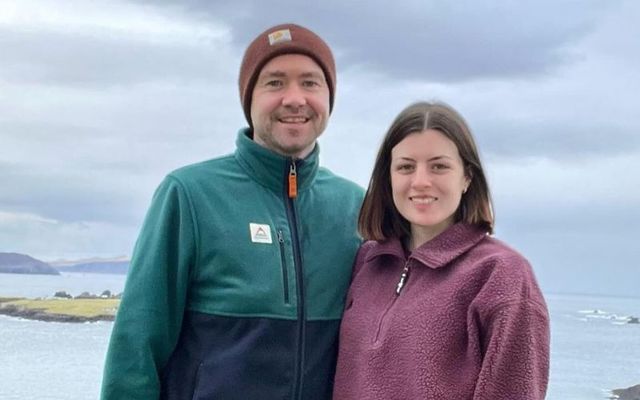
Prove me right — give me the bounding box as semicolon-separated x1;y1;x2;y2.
1;0;638;296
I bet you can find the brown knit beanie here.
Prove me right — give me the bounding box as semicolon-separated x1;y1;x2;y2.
239;23;336;126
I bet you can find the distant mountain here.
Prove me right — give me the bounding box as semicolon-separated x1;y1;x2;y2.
48;255;129;267
57;260;129;275
0;252;60;275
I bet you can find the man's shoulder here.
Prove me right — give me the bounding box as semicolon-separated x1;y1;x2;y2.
315;167;364;195
167;153;237;184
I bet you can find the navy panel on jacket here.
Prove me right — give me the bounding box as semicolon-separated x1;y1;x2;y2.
160;311;340;400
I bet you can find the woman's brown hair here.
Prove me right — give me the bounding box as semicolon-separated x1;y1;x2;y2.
359;101;494;240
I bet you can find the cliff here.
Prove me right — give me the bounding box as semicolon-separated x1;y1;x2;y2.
0;252;60;275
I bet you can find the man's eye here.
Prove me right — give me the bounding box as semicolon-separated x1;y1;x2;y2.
302;80;320;87
266;80;283;87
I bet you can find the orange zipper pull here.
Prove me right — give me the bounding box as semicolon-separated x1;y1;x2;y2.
288;163;297;198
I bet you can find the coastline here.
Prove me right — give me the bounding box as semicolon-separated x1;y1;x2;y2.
609;384;640;400
0;290;638;398
0;296;119;323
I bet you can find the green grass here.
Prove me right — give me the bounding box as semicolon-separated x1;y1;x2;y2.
0;297;24;303
1;298;120;318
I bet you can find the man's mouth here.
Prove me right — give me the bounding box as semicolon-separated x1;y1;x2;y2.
278;116;309;124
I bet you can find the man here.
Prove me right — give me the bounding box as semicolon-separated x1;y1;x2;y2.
101;23;364;400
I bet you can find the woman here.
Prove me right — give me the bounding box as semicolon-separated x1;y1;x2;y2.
333;102;549;399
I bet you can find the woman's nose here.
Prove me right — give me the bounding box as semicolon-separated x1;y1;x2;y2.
411;166;432;188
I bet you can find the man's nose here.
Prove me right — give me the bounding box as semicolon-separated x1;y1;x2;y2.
281;84;307;108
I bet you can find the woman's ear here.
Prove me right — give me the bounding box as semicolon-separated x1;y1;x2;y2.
464;167;473;192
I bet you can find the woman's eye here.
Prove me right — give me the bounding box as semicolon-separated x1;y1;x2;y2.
397;164;414;172
432;164;449;171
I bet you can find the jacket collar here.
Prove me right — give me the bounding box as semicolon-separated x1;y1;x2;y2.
234;128;320;195
365;223;488;269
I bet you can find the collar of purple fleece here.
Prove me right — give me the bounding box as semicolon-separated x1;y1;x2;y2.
365;223;489;269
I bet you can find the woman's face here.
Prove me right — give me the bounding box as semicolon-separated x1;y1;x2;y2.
390;129;470;244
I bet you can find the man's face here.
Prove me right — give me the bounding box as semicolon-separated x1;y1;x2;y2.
250;54;330;159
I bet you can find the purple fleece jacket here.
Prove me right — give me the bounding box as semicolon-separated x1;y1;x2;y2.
333;223;549;400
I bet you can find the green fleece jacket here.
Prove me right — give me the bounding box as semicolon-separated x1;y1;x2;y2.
101;129;364;400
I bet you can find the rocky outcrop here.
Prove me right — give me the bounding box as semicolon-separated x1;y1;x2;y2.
610;384;640;400
75;291;98;299
0;252;60;275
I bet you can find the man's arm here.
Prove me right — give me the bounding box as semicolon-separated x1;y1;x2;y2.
101;175;197;400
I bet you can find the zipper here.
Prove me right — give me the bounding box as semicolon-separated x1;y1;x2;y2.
395;264;410;295
374;261;411;344
283;158;306;399
288;163;297;198
277;230;290;304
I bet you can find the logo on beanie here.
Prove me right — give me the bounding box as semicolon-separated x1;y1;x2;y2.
268;29;292;45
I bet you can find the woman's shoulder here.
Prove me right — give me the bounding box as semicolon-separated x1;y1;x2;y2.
353;240;379;268
472;235;531;269
352;239;403;276
468;235;547;307
358;240;379;255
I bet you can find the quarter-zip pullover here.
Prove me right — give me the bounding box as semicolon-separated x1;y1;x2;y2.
334;223;550;400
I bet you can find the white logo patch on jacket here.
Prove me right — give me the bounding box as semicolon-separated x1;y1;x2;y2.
249;223;272;244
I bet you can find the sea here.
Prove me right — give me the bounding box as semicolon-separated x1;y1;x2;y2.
0;272;638;400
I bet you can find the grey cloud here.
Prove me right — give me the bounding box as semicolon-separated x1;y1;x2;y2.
133;0;610;82
497;200;640;234
495;202;640;297
474;118;640;161
0;27;228;87
0;162;146;225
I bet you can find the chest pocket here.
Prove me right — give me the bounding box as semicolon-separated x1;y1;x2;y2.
189;220;297;319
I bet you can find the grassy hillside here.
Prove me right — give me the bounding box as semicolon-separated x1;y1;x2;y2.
0;297;119;321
